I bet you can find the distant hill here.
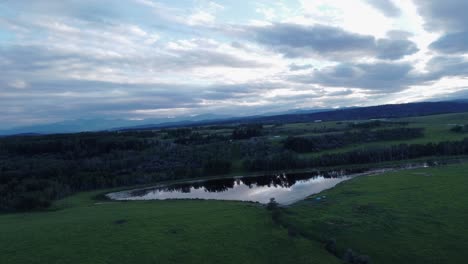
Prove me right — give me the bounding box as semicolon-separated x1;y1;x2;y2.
2;100;468;135
121;101;468;131
256;107;335;117
244;101;468;124
0;114;231;136
224;101;468;125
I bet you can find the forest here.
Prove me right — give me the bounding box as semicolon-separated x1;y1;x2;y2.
1;117;467;212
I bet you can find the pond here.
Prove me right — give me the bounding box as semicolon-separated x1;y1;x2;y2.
107;168;377;205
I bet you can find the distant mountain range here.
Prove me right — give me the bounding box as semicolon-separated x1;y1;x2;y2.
0;114;231;136
0;108;333;136
238;101;468;124
2;100;468;136
119;101;468;131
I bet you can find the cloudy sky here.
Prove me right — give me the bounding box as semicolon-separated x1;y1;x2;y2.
1;0;468;129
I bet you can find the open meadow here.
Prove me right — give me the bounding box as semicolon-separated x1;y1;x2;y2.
1;161;468;263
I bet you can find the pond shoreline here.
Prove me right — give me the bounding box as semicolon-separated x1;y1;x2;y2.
106;161;443;205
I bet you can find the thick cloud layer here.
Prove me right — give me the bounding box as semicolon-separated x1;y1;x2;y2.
248;23;418;60
430;32;468;54
0;0;468;129
414;0;468;55
291;62;416;91
413;0;468;32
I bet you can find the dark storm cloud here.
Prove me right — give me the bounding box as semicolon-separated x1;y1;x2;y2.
248;23;418;60
365;0;401;17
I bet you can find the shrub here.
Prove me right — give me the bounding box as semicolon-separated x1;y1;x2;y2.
271;209;281;224
325;238;337;256
343;248;356;263
355;255;371;264
266;198;279;210
287;226;299;237
342;248;371;264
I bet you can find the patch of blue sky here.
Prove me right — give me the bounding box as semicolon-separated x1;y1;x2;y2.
215;1;263;24
0;30;15;43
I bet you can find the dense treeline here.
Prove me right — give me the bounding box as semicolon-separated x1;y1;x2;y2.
284;128;424;153
231;124;263;140
1;134;147;156
348;120;408;129
0;131;234;211
451;124;468;133
244;138;468;171
0;119;464;212
174;132;228;145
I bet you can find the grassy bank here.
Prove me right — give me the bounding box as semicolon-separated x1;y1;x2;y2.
0;191;339;264
284;162;468;263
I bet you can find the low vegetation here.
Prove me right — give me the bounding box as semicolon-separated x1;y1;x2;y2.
451;124;468;133
0;193;339;264
282;162;468;264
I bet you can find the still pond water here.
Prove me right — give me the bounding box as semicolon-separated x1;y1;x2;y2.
107;169;378;205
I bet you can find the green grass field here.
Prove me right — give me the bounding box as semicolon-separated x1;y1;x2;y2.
284;162;468;264
2;162;468;263
296;113;468;158
0;192;339;264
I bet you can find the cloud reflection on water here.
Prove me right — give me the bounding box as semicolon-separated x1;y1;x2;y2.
108;171;355;205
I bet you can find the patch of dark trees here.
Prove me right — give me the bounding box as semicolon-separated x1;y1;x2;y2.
324;239;371;264
231;124;263;140
451;124;468;133
0;132;233;212
348;120;408;129
283;128;424;153
165;125;262;144
0;131;152;156
244;138;468;172
173;132;229;145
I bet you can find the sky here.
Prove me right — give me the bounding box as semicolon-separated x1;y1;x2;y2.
1;0;468;129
